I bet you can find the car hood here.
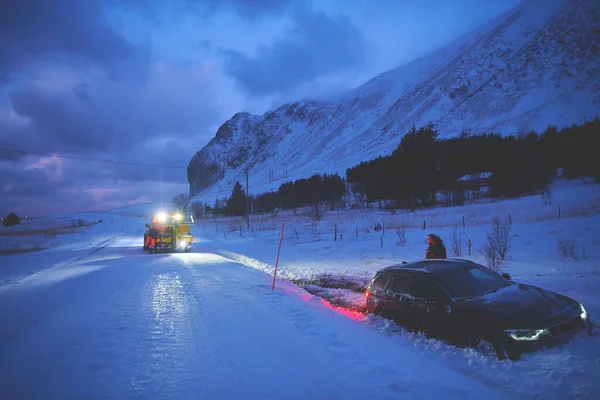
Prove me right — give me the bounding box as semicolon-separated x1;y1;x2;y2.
457;283;580;329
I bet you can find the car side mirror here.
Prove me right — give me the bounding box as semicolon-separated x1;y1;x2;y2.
502;273;512;280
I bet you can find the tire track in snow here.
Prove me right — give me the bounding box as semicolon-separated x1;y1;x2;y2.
62;256;206;399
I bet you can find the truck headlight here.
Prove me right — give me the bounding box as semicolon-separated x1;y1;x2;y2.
504;329;549;341
580;304;587;320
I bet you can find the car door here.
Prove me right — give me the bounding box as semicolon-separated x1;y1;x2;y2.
384;272;416;329
367;273;391;312
410;274;450;338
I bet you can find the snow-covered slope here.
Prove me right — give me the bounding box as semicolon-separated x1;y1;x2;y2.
188;0;600;198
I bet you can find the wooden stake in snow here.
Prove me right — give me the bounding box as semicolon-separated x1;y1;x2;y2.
462;216;465;228
272;223;285;291
468;239;472;255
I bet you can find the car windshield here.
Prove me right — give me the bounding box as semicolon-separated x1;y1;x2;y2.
434;265;511;300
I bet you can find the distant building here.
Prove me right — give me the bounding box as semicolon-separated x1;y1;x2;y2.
451;172;492;201
455;172;492;191
3;212;21;227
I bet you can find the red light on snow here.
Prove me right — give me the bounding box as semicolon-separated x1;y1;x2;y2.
318;298;364;321
365;290;370;298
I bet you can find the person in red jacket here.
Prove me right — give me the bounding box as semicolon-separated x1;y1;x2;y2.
426;233;447;259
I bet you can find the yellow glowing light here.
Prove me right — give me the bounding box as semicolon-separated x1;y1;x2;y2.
156;212;167;223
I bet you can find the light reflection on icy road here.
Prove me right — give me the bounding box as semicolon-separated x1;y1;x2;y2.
0;240;512;400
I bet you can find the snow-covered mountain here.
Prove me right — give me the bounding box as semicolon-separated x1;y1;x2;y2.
188;0;600;199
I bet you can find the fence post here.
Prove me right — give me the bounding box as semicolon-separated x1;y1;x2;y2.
508;213;512;226
272;223;286;291
381;236;383;247
340;234;343;241
334;224;337;241
462;216;465;229
423;220;426;230
468;239;472;255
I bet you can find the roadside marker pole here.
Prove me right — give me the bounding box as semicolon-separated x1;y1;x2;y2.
272;223;286;291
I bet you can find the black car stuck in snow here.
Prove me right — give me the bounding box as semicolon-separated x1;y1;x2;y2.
365;259;592;360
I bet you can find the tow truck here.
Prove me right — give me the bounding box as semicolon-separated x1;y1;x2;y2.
143;211;194;253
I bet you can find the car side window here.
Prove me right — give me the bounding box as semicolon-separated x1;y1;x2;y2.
470;266;496;281
372;273;390;290
387;273;410;295
411;276;441;302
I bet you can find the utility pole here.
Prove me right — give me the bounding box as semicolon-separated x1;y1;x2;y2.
246;167;250;230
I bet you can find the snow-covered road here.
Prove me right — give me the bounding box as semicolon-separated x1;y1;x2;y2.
0;239;515;399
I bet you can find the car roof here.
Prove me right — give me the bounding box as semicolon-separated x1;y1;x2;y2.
376;259;478;276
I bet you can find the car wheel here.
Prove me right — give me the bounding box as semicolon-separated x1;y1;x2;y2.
473;338;515;360
475;338;501;358
376;308;394;321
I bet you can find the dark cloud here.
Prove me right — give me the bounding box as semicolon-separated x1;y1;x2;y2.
0;163;60;199
5;61;218;155
219;8;367;96
107;139;191;183
0;0;148;81
211;0;294;20
116;0;294;25
73;83;94;105
0;157;188;216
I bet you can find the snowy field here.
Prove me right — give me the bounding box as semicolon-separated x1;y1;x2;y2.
1;178;599;399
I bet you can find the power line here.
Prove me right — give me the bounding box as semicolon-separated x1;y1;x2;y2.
0;147;187;169
0;146;365;203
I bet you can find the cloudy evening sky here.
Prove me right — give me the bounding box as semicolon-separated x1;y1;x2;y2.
0;0;521;217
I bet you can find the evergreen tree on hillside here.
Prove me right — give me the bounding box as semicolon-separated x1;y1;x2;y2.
278;181;296;210
254;191;280;214
559;118;600;179
392;123;441;204
227;181;248;216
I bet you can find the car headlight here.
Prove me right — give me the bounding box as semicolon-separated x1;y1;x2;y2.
157;212;167;223
504;329;549;341
580;304;587;320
